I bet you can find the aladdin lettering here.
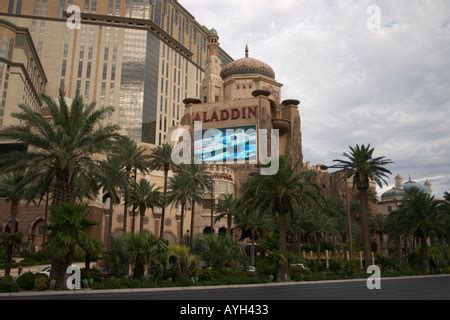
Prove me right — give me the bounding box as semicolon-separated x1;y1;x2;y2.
193;106;257;123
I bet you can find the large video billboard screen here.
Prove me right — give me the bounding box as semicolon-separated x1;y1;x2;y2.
194;126;257;163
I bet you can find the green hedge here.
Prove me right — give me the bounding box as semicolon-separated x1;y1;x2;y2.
16;272;37;291
0;276;19;293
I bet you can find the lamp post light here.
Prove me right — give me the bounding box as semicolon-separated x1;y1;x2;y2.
321;165;353;260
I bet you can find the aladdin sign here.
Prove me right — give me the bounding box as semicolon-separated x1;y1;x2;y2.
193;106;257;123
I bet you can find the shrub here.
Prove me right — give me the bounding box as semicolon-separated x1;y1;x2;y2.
328;259;361;278
429;245;449;271
34;275;49;291
377;255;400;272
16;272;37;291
81;268;102;283
0;276;19;293
192;235;245;270
307;260;325;273
290;268;311;282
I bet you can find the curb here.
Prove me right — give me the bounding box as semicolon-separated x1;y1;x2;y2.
1;274;449;298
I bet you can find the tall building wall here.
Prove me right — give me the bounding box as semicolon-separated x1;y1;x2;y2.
0;0;233;144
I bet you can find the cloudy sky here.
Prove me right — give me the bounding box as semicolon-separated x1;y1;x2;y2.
182;0;450;198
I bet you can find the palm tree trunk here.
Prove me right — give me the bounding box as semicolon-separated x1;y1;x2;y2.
189;201;196;245
4;244;13;277
43;192;49;243
4;200;19;277
227;213;232;237
379;234;384;255
10;200;18;235
317;236;321;262
50;249;73;289
107;200;114;251
359;188;371;269
160;169;168;239
179;203;185;245
139;206;146;235
123;168;131;233
251;228;256;266
131;168;138;235
420;235;430;273
85;253;91;271
278;213;289;281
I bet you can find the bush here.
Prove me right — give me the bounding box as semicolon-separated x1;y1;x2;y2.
290;268;311;282
81;268;102;283
377;255;400;272
34;275;49;291
329;259;361;278
16;272;37;291
307;260;325;273
429;245;449;271
0;276;19;293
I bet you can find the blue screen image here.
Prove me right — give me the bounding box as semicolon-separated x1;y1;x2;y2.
194;126;257;162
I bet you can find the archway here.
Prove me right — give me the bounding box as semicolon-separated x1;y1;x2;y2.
28;218;45;251
218;227;227;236
4;219;19;233
203;227;214;235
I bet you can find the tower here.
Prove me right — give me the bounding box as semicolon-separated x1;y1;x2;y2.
395;174;404;188
201;28;224;103
424;180;433;193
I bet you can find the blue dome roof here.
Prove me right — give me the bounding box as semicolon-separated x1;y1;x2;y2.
403;180;429;194
382;187;406;199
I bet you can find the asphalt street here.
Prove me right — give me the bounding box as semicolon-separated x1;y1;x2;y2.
1;276;449;300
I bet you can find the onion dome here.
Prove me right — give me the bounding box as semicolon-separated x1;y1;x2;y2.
220;45;276;80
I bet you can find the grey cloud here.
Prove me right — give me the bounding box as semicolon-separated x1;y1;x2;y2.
182;0;450;197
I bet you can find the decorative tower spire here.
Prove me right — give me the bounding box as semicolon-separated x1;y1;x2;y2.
245;44;249;58
395;174;404;189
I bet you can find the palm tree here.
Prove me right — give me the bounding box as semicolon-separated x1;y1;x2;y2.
389;190;447;273
180;164;212;244
130;179;161;235
333;144;392;268
124;233;167;278
234;208;275;266
167;172;191;244
168;245;199;280
79;238;103;271
0;233;22;277
95;157;128;250
240;157;320;279
148;144;178;239
45;202;97;289
0;170;29;276
191;234;244;270
215;194;239;237
0;93;120;204
371;213;388;255
303;204;336;261
113;136;150;233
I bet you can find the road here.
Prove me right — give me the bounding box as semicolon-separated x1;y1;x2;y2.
1;276;449;300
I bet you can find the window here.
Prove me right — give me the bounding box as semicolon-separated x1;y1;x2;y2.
15;0;22;14
8;0;14;14
387;206;393;213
